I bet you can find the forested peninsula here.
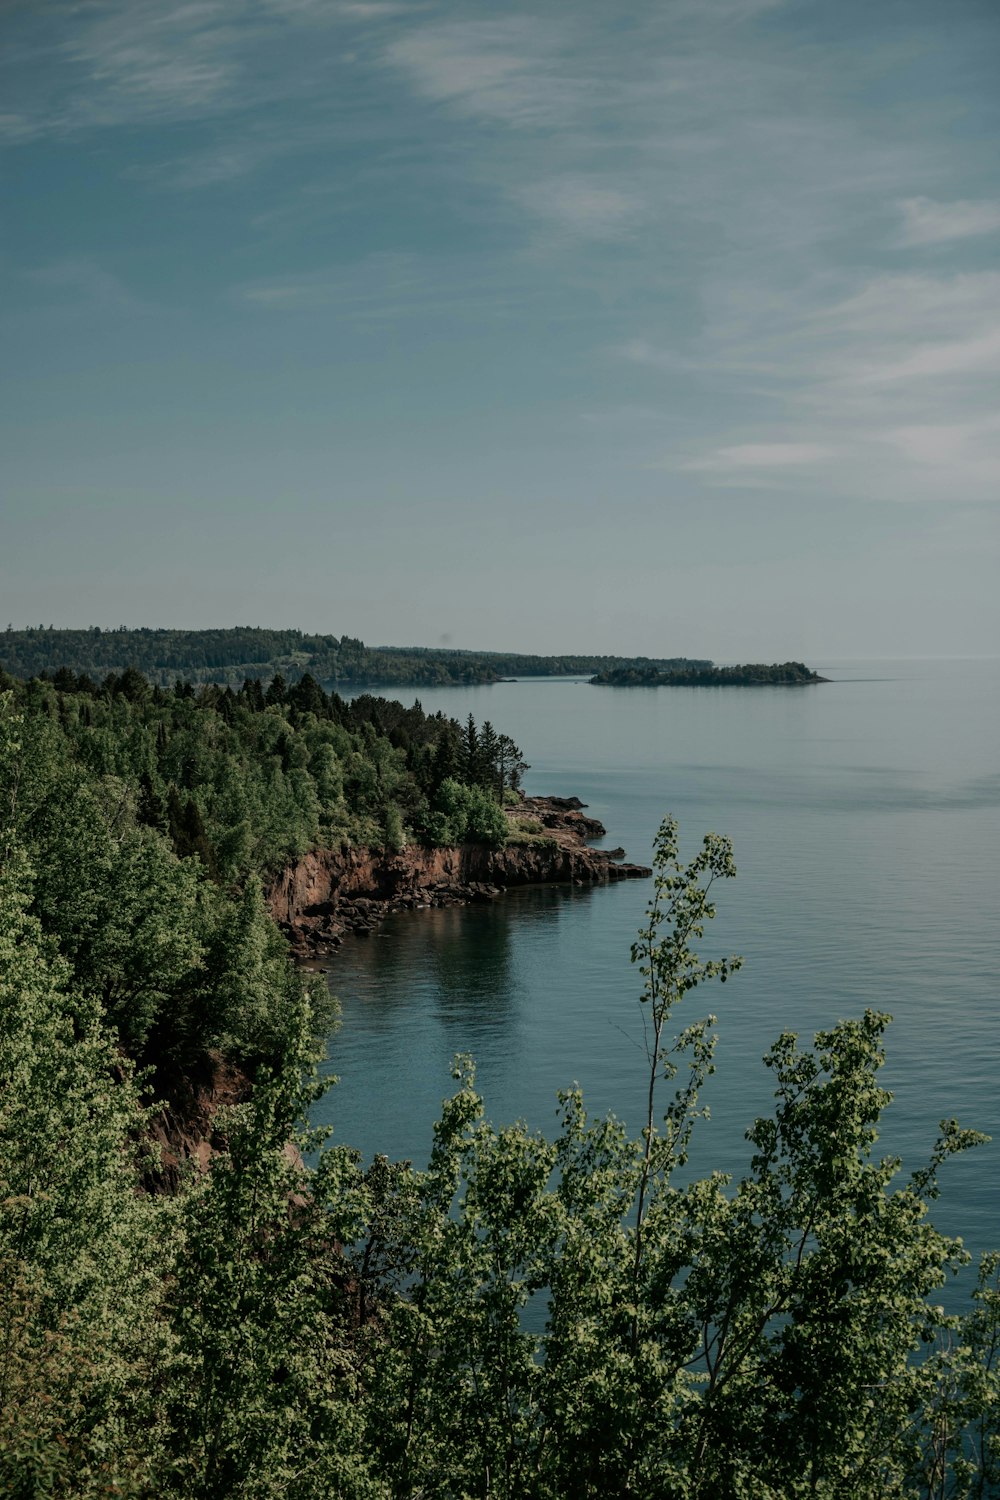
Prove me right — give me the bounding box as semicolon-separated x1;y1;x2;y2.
1;660;997;1497
0;624;709;687
0;662;644;1085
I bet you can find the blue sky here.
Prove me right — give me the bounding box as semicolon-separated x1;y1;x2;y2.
2;0;998;659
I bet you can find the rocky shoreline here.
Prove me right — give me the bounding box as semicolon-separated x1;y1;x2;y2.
266;795;651;961
144;797;647;1189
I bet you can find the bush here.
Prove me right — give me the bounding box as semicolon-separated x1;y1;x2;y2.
427;777;508;847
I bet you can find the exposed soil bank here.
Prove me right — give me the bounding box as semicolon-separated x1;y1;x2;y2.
144;1051;254;1192
267;796;651;960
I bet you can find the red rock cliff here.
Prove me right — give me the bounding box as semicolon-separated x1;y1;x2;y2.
266;796;650;956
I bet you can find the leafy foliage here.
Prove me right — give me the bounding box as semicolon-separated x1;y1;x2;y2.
426;777;510;847
0;848;170;1495
0;695;314;1071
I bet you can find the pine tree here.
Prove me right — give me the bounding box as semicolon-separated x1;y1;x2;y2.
460;713;479;784
265;673;287;707
477;719;501;794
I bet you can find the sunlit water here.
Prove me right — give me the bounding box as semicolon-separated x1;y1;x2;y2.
314;660;1000;1285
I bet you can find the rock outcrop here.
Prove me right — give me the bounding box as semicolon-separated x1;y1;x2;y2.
267;796;650;958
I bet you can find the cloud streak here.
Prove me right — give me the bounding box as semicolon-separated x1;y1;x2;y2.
896;197;1000;247
684;443;834;473
626;266;1000;501
384;18;588;131
0;0;391;143
516;177;645;242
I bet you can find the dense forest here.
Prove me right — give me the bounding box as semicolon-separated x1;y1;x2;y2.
592;661;827;686
1;668;998;1497
0;665;526;1073
0;625;710;688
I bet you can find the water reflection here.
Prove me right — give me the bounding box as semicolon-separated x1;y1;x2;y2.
325;884;597;1026
315;882;603;1164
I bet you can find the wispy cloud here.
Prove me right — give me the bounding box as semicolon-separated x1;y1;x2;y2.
238;255;424;313
880;417;1000;494
264;0;414;17
0;112;40;143
6;0;999;520
127;140;278;190
378;7;953;271
856;325;1000;385
805;272;1000;391
516;177;645;242
0;0;384;144
384;19;586;131
623;262;1000;501
618;340;698;375
235;252;527;323
60;3;248;127
0;3;256;141
683;443;834;474
123;122;344;191
371;6;1000;506
896;197;1000;247
24;258;151;314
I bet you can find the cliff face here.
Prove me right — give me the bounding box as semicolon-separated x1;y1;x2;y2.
266;796;651;957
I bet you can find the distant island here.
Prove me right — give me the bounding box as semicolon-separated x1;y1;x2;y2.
0;625;711;688
591;661;827;686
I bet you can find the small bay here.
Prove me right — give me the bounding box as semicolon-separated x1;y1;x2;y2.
315;659;1000;1275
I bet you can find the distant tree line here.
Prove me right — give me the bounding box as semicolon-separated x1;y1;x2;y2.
591;661;827;686
0;625;711;688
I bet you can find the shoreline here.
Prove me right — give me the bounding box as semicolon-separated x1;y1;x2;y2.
148;795;648;1187
266;795;651;962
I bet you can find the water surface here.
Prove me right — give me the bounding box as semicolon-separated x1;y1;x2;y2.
315;659;1000;1273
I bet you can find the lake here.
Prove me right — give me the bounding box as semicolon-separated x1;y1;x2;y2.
315;659;1000;1278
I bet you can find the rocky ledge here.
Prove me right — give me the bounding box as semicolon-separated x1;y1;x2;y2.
267;795;651;960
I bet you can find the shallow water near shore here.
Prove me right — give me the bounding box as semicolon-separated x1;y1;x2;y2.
314;659;1000;1286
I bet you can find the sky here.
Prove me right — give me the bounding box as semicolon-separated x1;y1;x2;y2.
2;0;998;660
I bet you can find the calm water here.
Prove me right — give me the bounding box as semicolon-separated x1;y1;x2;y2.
315;660;1000;1275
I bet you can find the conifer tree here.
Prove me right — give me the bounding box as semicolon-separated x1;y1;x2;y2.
265;673;287;707
477;719;500;793
460;713;479;783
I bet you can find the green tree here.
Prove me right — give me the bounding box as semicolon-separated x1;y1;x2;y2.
427;777;507;847
3;665;998;1496
159;995;379;1499
477;719;500;791
0;845;170;1494
383;804;405;852
460;713;479;783
497;733;529;795
265;673;287;707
